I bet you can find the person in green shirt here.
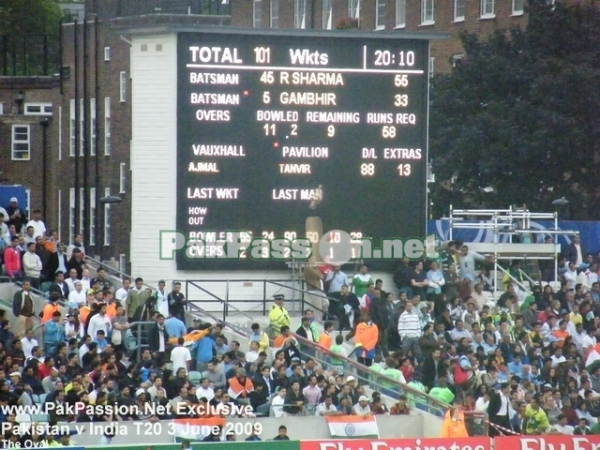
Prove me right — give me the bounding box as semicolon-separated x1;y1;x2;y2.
352;265;374;298
428;376;455;405
329;334;348;375
524;397;550;435
407;373;428;409
590;417;600;434
381;357;407;398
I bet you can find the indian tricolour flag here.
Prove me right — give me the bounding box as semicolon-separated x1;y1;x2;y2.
586;343;600;372
325;415;379;438
172;418;226;442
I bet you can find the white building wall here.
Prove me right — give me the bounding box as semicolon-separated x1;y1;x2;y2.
129;33;395;313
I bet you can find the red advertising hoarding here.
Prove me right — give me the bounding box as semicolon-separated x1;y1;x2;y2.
300;438;491;450
495;436;600;450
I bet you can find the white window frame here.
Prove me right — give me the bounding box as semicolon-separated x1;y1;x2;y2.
119;163;127;194
481;0;495;18
322;0;332;29
23;103;52;116
454;0;465;21
429;57;435;77
79;98;84;156
0;103;4;115
421;0;434;24
119;72;127;103
253;0;262;27
58;106;62;161
104;187;111;246
104;97;111;155
375;0;386;29
90;98;96;156
119;254;127;272
452;54;465;67
57;189;62;242
512;0;524;14
294;0;306;28
395;0;406;28
11;124;31;161
104;47;110;61
69;99;75;157
79;187;84;235
270;0;279;27
90;187;96;246
69;188;75;245
348;0;360;19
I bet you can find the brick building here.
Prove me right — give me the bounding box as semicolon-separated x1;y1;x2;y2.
233;0;527;72
1;0;526;273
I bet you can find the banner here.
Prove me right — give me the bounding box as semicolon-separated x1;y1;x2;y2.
495;436;600;450
325;415;379;438
300;438;491;450
172;417;226;441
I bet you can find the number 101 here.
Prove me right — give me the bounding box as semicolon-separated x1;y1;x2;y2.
254;47;271;64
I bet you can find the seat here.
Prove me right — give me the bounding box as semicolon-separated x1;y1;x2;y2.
31;394;40;404
255;403;271;417
31;413;49;422
16;413;31;423
38;393;47;404
187;371;202;385
201;371;209;379
40;281;52;293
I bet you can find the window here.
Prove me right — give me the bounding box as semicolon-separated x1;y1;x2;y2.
11;125;30;160
421;0;434;23
395;0;406;27
58;106;62;160
69;188;75;245
253;0;262;27
104;187;111;246
119;72;127;103
452;54;464;67
57;189;62;242
454;0;465;20
104;47;110;61
119;254;127;272
24;103;52;116
348;0;360;19
119;163;127;194
90;98;96;156
512;0;523;14
294;0;306;28
0;103;4;115
90;187;96;246
79;187;84;235
270;0;279;27
69;99;75;157
322;0;332;29
104;97;111;155
481;0;494;17
376;0;386;29
429;57;435;77
79;99;84;156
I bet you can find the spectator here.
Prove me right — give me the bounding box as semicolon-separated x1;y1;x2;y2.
272;425;290;440
269;294;290;337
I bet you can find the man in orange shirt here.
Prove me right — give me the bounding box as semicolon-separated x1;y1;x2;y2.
41;292;61;324
552;320;570;348
318;321;334;350
354;313;379;367
274;325;292;348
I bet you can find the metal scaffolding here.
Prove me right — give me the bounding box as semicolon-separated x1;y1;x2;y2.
447;206;576;297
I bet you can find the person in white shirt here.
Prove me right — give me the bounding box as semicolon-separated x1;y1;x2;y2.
20;330;38;358
553;414;574;434
66;234;86;259
316;396;341;416
68;281;86;309
170;338;192;374
245;341;260;363
22;242;43;285
155;280;169;317
450;320;471;342
271;388;287;417
457;245;486;281
196;378;215;402
353;395;372;417
64;269;80;293
564;262;578;290
115;278;131;303
146;378;166;401
87;304;112;339
26;210;46;238
80;268;92;291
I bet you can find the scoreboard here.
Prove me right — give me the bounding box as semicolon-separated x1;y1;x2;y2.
176;30;430;270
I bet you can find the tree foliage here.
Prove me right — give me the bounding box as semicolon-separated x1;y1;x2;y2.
429;0;600;219
0;0;62;36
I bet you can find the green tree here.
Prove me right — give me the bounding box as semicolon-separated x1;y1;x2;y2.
429;0;600;219
0;0;63;76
